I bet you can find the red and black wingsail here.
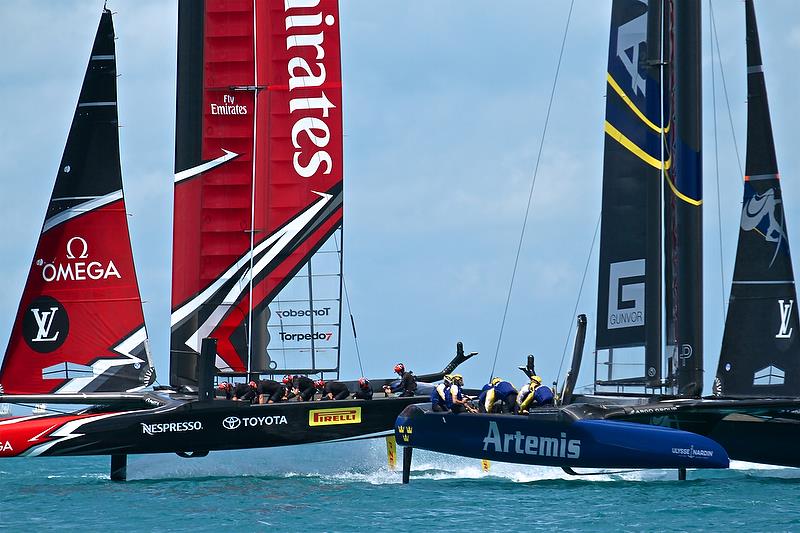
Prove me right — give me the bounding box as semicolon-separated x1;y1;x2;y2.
0;10;155;395
715;0;800;397
171;0;344;386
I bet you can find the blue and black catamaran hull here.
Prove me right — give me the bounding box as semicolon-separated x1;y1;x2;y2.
601;397;800;467
395;404;729;470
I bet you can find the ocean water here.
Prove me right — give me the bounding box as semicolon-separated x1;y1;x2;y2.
1;439;799;532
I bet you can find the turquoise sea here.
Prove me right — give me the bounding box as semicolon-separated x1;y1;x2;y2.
1;439;799;532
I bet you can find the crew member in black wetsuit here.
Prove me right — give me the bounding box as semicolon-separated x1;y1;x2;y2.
291;375;318;401
219;381;256;402
382;363;417;397
282;375;296;400
318;380;350;400
256;379;287;404
217;382;233;399
353;377;373;400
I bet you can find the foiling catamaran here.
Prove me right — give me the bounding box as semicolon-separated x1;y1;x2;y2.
0;2;472;480
396;0;800;480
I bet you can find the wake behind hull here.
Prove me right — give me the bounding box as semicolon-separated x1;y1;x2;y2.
395;405;729;470
0;396;423;457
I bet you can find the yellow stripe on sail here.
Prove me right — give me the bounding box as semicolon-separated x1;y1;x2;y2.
607;73;670;134
604;121;700;206
604;121;670;170
665;174;703;206
386;436;397;470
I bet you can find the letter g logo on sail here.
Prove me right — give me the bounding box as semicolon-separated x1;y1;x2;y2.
608;259;645;330
66;236;89;259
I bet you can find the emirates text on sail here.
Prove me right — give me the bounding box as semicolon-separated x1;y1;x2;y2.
286;0;338;179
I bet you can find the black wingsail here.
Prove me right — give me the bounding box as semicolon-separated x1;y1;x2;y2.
715;0;800;397
664;1;703;397
595;0;665;385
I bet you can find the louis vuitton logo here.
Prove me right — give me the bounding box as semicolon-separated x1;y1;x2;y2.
30;307;60;343
776;299;794;339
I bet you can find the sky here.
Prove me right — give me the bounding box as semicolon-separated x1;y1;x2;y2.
1;0;799;395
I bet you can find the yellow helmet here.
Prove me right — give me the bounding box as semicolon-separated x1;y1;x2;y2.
451;374;464;384
443;374;453;384
530;375;542;386
491;377;502;386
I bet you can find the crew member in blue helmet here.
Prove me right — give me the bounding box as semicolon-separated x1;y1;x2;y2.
430;375;452;412
484;378;519;414
517;375;554;413
353;377;374;400
445;374;475;414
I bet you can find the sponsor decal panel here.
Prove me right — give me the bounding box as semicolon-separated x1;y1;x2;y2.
741;188;787;267
396;424;413;443
279;331;333;342
753;365;785;386
776;299;794;339
39;236;121;283
607;259;646;330
671;445;714;459
482;421;581;459
22;296;69;353
275;307;330;319
309;407;361;427
221;415;288;430
143;396;162;407
210;94;248;116
141;421;202;435
284;3;340;180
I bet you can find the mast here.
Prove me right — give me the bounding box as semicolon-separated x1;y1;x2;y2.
0;10;155;394
595;0;665;387
664;0;703;397
715;0;800;397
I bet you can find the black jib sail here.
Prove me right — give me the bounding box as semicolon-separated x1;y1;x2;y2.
595;0;666;384
715;0;800;397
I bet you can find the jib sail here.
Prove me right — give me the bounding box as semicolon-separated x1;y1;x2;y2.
0;10;155;395
715;0;800;397
595;0;666;383
170;0;344;386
